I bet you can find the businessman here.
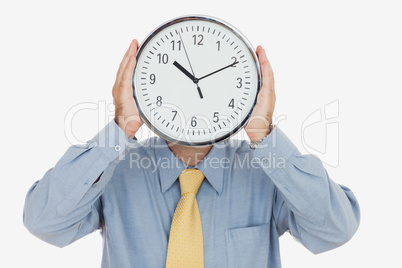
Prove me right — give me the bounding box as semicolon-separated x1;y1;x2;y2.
24;39;360;267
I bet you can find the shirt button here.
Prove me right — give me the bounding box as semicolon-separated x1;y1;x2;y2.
115;145;121;152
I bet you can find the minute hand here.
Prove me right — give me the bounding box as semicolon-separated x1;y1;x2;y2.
198;61;239;81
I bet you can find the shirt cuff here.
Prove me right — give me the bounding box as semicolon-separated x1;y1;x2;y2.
89;120;130;162
252;126;298;175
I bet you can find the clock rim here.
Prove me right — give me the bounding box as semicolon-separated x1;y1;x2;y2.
132;14;261;147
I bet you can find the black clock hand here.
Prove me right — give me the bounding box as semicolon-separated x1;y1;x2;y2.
196;85;203;99
173;61;204;99
173;61;197;82
178;32;203;99
198;60;239;81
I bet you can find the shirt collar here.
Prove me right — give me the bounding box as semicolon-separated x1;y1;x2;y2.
154;137;226;195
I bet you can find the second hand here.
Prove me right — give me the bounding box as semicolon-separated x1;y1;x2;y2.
178;32;203;99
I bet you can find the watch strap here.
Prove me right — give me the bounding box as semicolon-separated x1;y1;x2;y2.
249;124;274;150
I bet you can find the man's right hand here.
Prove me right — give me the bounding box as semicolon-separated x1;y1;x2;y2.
112;39;143;139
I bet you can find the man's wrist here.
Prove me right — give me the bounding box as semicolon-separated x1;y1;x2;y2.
249;124;274;149
249;131;269;143
114;117;141;139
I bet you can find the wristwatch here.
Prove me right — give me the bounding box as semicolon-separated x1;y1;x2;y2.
249;124;275;150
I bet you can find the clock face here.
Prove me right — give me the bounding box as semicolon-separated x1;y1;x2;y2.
133;16;260;146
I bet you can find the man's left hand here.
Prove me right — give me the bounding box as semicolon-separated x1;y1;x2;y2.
245;46;276;142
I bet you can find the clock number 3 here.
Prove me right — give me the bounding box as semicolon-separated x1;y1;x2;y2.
237;77;243;88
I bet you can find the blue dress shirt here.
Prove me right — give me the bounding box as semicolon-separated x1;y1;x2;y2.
23;121;360;268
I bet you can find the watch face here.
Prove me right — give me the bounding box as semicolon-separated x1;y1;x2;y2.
133;15;260;146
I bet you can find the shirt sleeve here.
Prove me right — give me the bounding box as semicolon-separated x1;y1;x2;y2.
253;126;360;254
23;120;132;247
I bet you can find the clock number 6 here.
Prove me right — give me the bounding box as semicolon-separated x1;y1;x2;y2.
191;116;197;127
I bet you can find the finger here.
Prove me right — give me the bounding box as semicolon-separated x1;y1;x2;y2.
117;39;138;78
116;39;139;80
256;46;274;93
256;47;275;101
116;41;133;78
120;55;137;91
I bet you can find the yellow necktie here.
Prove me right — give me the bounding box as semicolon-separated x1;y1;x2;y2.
166;168;205;268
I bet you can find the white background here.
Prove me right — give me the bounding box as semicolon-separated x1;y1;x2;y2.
1;0;401;267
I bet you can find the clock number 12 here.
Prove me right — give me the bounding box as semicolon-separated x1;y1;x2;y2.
192;34;204;45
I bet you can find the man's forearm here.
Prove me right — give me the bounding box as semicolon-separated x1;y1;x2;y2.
254;126;360;253
23;120;130;247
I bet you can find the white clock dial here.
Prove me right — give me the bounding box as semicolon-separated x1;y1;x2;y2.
133;16;260;146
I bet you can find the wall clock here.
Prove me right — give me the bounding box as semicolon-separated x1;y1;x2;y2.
133;15;261;146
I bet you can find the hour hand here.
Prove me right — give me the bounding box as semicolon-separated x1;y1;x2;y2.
173;61;198;83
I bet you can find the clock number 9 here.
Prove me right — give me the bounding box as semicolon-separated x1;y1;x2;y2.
191;116;197;127
192;34;204;45
157;53;169;64
150;74;156;84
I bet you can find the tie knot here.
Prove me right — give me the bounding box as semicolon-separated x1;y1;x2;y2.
179;169;205;195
